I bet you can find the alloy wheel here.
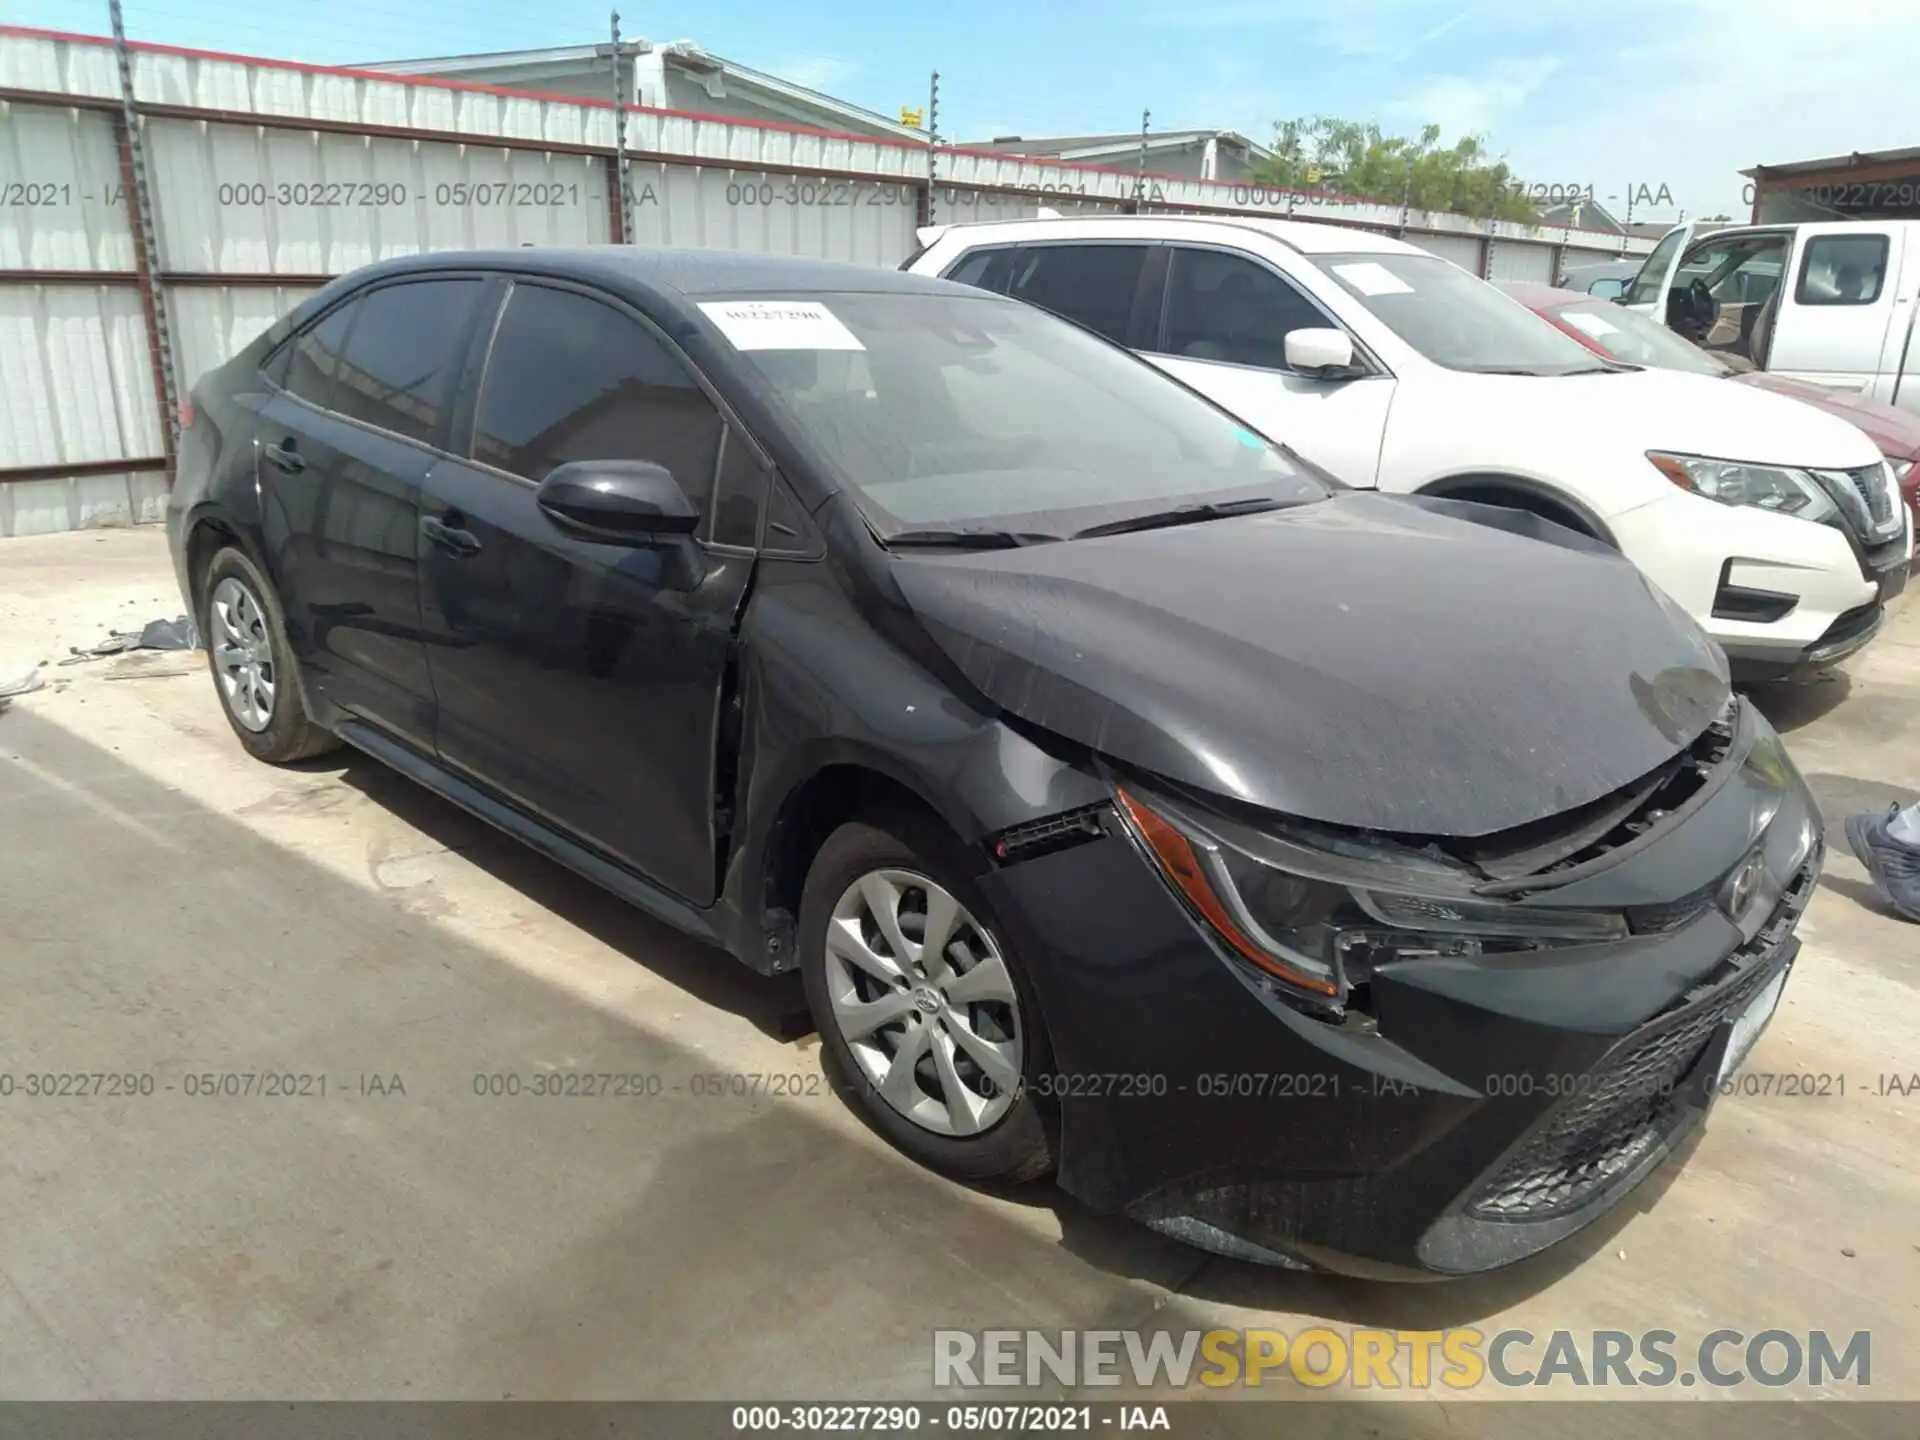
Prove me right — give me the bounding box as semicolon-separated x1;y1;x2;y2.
210;575;276;733
823;868;1024;1137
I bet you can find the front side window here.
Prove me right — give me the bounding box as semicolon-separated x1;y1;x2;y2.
1002;244;1150;345
1624;228;1689;305
474;284;721;512
1661;238;1788;362
1160;248;1333;370
1797;234;1890;306
1317;253;1608;375
709;290;1326;539
328;280;483;447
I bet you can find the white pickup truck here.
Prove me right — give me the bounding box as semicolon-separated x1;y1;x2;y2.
1623;220;1920;414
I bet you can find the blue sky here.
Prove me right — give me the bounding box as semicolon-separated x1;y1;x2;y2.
18;0;1917;219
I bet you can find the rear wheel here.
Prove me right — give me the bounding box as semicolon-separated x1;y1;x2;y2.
201;546;339;764
799;813;1056;1183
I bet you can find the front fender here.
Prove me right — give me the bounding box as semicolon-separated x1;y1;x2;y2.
716;560;1108;969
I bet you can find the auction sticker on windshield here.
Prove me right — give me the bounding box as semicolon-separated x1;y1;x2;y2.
698;300;865;351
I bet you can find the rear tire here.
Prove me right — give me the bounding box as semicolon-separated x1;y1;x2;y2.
200;546;339;764
799;811;1057;1184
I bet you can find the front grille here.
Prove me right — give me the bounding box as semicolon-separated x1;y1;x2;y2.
1820;463;1901;541
1847;465;1896;529
1465;865;1813;1222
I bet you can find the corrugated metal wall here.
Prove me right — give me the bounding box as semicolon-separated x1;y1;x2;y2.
1486;239;1557;284
0;23;1654;535
1403;232;1483;272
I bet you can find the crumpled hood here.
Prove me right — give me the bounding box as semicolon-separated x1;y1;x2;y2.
890;491;1730;838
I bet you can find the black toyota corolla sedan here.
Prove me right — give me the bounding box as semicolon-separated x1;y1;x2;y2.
167;247;1822;1278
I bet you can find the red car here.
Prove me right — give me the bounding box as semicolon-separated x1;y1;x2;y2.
1502;282;1920;536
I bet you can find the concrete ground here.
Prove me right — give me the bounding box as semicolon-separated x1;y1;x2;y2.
1;526;1917;1421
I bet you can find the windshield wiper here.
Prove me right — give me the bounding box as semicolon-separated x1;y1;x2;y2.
885;527;1055;550
1071;496;1284;540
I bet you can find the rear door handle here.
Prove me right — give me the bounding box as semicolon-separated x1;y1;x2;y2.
263;437;305;474
421;513;482;558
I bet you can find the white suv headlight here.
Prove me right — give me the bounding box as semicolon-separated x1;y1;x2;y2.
1647;451;1839;522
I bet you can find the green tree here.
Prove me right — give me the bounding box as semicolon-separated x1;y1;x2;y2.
1250;117;1541;222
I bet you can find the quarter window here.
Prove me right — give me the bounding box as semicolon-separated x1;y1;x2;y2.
279;301;355;413
473;284;721;512
1161;248;1331;370
1797;234;1890;306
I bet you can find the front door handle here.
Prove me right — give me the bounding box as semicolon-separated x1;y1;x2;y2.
263;437;306;473
421;514;482;558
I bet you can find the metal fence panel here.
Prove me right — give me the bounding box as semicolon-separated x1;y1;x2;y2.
623;162;918;263
1404;232;1483;271
0;281;159;468
0;29;120;100
1487;239;1556;284
0;470;168;536
1562;245;1632;270
147;118;610;273
166;282;320;391
0;103;135;270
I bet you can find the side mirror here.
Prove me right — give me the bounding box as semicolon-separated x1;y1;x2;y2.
536;460;700;545
1285;327;1359;378
1590;279;1625;300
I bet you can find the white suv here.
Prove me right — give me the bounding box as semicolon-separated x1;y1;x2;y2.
908;215;1913;680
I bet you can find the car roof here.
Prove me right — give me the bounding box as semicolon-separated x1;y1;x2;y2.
337;245;965;301
930;212;1428;257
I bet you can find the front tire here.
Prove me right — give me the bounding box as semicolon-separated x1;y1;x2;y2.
799;813;1057;1183
200;546;339;764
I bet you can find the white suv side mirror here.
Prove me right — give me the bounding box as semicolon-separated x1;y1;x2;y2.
1285;328;1357;377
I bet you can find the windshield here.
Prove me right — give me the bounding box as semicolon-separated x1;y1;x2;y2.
1316;253;1612;376
705;291;1330;540
1548;298;1729;376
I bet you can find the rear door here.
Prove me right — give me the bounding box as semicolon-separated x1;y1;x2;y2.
417;279;759;904
1767;224;1908;398
1143;245;1394;486
255;276;486;749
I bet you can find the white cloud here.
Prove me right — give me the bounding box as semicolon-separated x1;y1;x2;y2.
774;55;859;94
1385;55;1562;140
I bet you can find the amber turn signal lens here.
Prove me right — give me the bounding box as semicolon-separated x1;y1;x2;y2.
1114;787;1338;997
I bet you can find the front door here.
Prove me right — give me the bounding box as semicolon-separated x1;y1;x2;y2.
417;280;756;904
255;276;485;750
1621;223;1695;320
1144;246;1395;486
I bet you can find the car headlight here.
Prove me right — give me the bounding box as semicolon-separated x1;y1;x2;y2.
1647;451;1838;522
1112;784;1627;1011
1890;457;1914;485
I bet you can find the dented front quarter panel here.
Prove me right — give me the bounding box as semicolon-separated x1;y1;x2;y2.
716;545;1110;968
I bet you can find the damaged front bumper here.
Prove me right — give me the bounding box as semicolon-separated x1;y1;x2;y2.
977;700;1822;1278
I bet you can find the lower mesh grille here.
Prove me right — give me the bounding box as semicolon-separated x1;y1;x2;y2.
1466;867;1812;1222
